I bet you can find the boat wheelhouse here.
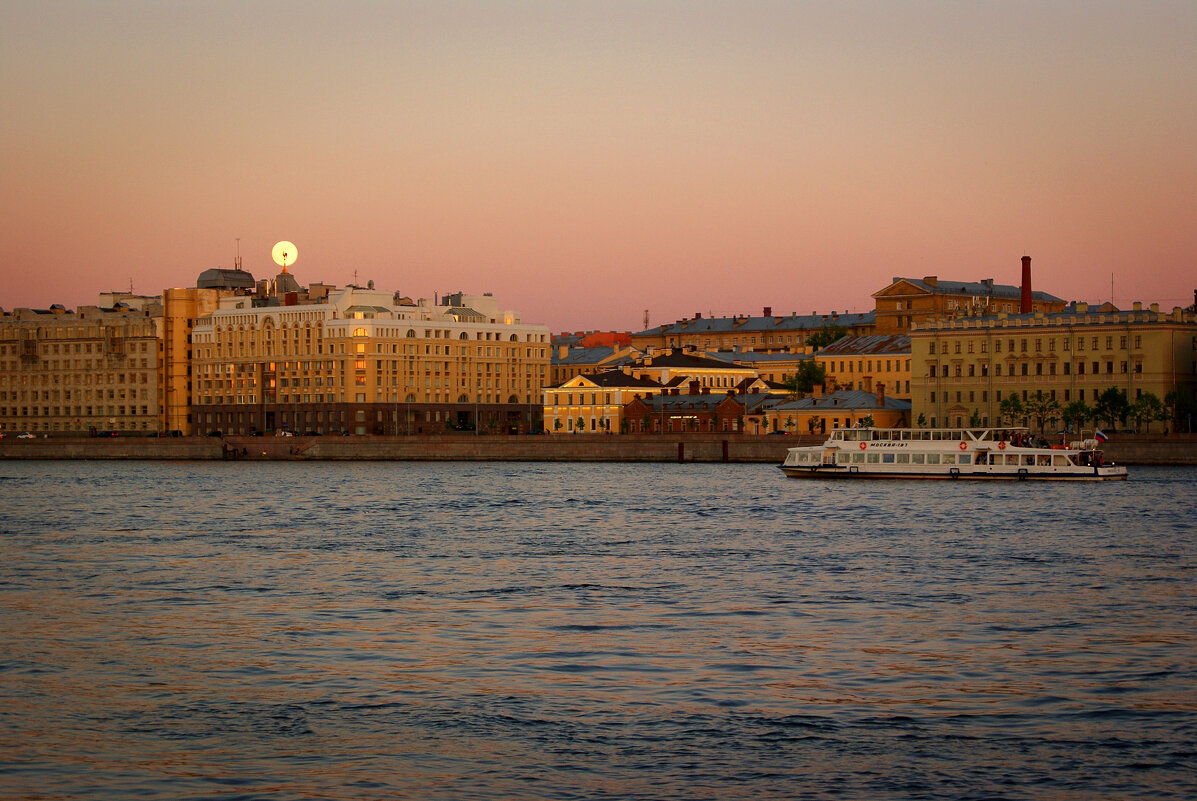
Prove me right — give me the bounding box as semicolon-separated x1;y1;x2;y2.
778;427;1127;480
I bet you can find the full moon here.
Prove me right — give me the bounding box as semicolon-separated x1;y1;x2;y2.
271;241;297;268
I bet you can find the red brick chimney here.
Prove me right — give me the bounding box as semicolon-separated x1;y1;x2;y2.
688;380;700;395
876;382;885;406
763;306;772;317
1020;255;1032;313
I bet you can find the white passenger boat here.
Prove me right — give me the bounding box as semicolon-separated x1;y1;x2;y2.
778;427;1127;480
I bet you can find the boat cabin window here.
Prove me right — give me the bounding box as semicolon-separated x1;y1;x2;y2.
837;453;850;464
942;454;955;465
852;452;865;464
926;453;941;464
911;454;925;464
959;454;972;465
882;453;896;464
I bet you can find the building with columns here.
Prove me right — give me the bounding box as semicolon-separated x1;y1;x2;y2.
190;276;550;436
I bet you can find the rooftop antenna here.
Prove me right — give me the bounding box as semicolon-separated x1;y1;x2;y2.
128;277;133;294
235;237;242;271
643;309;649;329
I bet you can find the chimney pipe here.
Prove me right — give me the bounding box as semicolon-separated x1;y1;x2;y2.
1020;256;1032;314
876;382;885;406
763;306;772;317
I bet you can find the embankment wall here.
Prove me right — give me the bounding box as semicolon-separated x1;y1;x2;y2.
1;434;1195;465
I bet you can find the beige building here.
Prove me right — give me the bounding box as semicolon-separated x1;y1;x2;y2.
191;279;550;435
0;302;162;435
872;257;1068;334
910;302;1197;430
815;335;912;400
543;369;663;433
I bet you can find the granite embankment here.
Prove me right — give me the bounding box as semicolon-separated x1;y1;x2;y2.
1;433;1194;464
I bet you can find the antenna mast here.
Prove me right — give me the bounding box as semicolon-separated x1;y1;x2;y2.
643;309;649;329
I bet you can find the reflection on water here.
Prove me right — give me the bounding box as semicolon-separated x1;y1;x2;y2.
0;461;1194;800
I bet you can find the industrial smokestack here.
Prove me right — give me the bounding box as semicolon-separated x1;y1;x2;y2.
1020;256;1032;314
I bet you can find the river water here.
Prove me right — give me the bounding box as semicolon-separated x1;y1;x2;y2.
0;461;1193;800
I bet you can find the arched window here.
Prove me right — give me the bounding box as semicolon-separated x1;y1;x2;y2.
406;329;416;338
458;394;469;403
405;394;417;403
507;394;519;404
509;334;518;342
353;328;367;337
459;332;468;340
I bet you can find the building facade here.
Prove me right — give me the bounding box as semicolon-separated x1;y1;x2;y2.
543;369;663;433
815;335;912;400
766;388;911;434
872;258;1067;333
190;283;551;436
0;304;162;435
910;302;1197;431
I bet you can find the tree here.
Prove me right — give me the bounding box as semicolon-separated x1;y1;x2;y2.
859;414;875;429
968;409;982;427
1165;389;1197;433
785;415;796;433
1022;390;1061;434
1061;400;1090;433
575;416;585;433
1093;387;1129;430
916;412;927;429
806;325;848;351
783;361;827;394
553;417;562;432
999;394;1024;427
1128;392;1167;433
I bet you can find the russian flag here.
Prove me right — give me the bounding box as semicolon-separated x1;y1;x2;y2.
1094;430;1109;443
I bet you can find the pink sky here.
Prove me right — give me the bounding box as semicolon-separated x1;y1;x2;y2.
2;1;1194;333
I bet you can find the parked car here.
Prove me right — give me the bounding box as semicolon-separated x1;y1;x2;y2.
18;432;36;439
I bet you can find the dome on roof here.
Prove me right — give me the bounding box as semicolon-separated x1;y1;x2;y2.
274;269;301;295
197;268;256;289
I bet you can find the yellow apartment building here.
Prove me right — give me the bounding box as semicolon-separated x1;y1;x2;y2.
0;303;161;435
910;302;1197;430
815;335;912;400
543;369;663;433
190;283;551;435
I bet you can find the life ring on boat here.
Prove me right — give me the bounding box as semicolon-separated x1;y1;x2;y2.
859;442;867;450
997;441;1007;450
958;441;967;450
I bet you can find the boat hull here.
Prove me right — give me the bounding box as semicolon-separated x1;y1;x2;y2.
777;464;1128;481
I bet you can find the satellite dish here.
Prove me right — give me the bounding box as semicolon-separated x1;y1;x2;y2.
271;241;298;269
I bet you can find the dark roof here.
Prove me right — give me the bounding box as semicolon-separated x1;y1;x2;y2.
197;268;256;289
633;390;777;413
708;349;814;364
641;349;741;369
914;303;1197;331
818;334;911;356
634;311;875;337
881;277;1063;303
772;389;911;412
554;346;622;366
581;370;662;388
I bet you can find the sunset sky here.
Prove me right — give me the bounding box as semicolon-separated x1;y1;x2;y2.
2;0;1194;332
